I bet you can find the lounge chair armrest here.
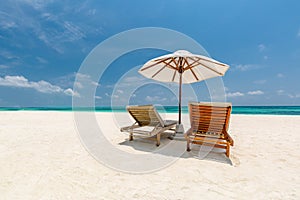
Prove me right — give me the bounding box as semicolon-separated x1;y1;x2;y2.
224;131;234;146
120;122;139;132
163;120;177;127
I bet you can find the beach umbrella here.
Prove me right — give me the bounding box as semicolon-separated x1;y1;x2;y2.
139;50;230;130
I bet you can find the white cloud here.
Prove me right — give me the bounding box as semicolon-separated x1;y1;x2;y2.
91;81;99;87
226;92;244;97
76;73;90;79
74;81;83;89
0;76;31;88
116;89;124;94
277;90;300;99
0;65;10;69
258;44;266;52
64;88;80;97
295;94;300;98
145;96;167;102
0;21;16;29
20;0;54;10
254;80;266;84
277;73;284;78
234;64;261;71
37;32;64;54
95;96;102;99
63;21;86;41
248;90;264;95
298;29;300;37
87;9;97;16
0;50;19;60
31;80;63;93
36;56;48;64
74;73;99;88
123;76;147;83
116;75;150;89
0;75;76;96
41;12;56;20
30;17;86;54
277;90;284;95
0;11;17;29
1;1;103;55
287;94;300;99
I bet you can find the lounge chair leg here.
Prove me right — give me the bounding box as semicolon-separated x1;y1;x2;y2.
187;145;191;152
156;133;161;146
186;138;191;152
226;143;230;157
129;133;133;141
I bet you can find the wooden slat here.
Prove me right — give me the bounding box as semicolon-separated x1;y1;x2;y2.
191;127;224;132
194;115;225;119
192;122;225;125
191;112;227;116
191;108;228;111
191;106;229;110
192;133;224;138
192;118;226;122
191;114;227;118
191;123;226;128
191;141;227;149
190;136;228;144
191;123;224;128
191;121;225;125
191;125;226;129
127;106;163;126
192;113;226;116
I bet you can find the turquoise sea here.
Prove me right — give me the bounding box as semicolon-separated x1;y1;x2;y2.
0;106;300;115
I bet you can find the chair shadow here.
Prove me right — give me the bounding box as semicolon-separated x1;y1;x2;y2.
118;134;233;165
183;145;233;165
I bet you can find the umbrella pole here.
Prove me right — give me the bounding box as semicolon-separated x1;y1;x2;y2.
179;72;182;124
175;69;184;134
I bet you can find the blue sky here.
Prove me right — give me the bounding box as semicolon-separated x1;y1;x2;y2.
0;0;300;107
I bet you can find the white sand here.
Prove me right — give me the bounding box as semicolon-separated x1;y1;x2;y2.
0;111;299;199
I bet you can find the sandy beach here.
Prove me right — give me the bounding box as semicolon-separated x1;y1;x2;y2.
0;111;299;199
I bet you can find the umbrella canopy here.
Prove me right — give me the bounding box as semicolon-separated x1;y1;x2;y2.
139;50;230;125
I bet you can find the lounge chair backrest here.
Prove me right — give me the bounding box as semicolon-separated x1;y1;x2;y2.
188;102;232;138
127;105;164;126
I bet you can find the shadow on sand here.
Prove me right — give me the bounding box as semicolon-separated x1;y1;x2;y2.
118;133;233;165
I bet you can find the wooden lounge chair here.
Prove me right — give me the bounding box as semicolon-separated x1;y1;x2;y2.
185;102;234;157
120;105;177;146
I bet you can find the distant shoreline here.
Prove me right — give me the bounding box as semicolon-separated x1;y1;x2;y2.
0;106;300;115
